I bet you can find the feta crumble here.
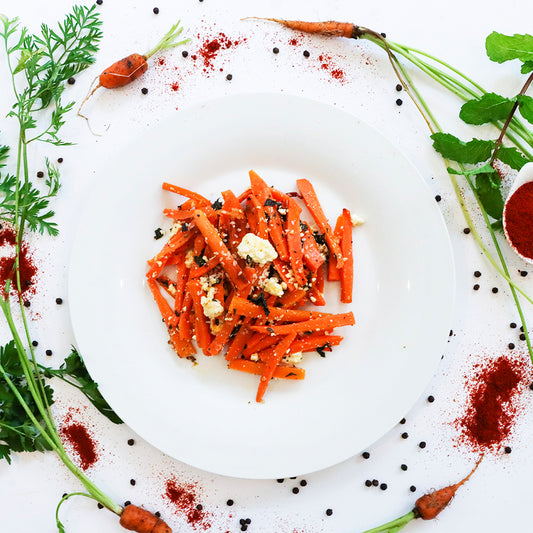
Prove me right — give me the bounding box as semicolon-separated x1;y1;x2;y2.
282;352;303;365
262;277;284;297
237;233;278;266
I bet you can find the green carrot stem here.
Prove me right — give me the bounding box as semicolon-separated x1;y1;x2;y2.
144;20;190;59
360;511;416;533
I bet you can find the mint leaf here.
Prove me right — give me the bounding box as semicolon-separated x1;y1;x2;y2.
522;60;533;74
431;133;495;164
447;163;496;177
517;94;533;124
486;32;533;64
459;93;515;125
496;146;530;170
474;172;504;220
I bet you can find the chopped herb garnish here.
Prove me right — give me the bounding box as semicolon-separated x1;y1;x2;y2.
264;198;282;208
154;227;164;239
248;291;270;316
211;198;223;210
194;255;207;267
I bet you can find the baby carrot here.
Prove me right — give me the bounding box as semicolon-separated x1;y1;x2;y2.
79;21;189;119
119;504;172;533
245;17;363;39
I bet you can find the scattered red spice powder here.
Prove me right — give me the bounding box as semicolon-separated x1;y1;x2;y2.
0;226;38;299
192;32;246;74
170;81;179;92
317;53;346;82
457;355;528;453
60;410;99;470
164;478;211;530
504;181;533;260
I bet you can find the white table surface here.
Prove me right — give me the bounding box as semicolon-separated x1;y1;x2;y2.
1;0;532;532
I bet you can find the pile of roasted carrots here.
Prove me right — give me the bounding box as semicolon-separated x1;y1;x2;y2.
146;170;357;402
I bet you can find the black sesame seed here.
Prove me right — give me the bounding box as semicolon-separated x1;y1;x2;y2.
372;479;379;487
435;195;441;202
276;478;284;483
396;83;403;91
37;171;44;178
300;480;307;487
504;446;512;454
419;441;426;449
401;464;408;471
226;499;234;506
24;300;31;307
56;297;63;304
289;477;297;479
32;340;38;347
141;87;148;95
427;395;435;403
474;271;482;278
97;502;104;509
510;322;517;329
399;418;406;424
396;98;403;106
292;487;299;494
380;483;388;490
463;227;471;234
326;508;333;516
127;439;135;446
226;74;233;80
130;479;136;486
362;451;370;459
46;349;52;356
508;343;515;350
273;47;280;54
303;50;310;58
365;480;372;487
401;432;408;439
57;157;63;163
153;7;159;14
492;287;499;293
410;485;417;492
520;333;527;341
473;284;480;291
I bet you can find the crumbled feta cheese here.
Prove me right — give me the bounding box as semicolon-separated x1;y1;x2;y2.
250;353;259;362
200;295;224;319
236;233;278;266
169;222;182;236
167;284;177;297
184;249;195;268
278;207;287;215
262;277;284;297
282;352;303;364
350;213;365;227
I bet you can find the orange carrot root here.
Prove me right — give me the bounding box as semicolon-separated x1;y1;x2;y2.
99;53;149;88
414;457;483;520
119;504;172;533
244;17;365;39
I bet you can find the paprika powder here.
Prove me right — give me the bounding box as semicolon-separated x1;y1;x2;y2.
503;181;533;260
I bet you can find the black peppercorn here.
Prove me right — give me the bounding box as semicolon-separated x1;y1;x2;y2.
153;7;159;14
273;47;280;54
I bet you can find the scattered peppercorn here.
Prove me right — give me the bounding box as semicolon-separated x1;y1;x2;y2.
24;301;30;307
300;480;307;487
427;395;435;403
508;343;515;350
124;501;131;507
372;479;379;487
435;194;441;202
182;50;189;58
276;478;284;483
399;418;406;424
226;499;234;506
57;157;63;163
326;509;333;516
292;487;299;494
32;340;38;347
410;485;417;492
504;446;512;454
419;441;426;449
154;512;161;518
97;503;104;509
521;270;528;277
473;284;480;291
303;50;310;58
127;439;135;446
46;349;52;356
396;83;403;91
362;451;370;459
365;480;372;487
273;47;280;54
153;7;159;14
474;271;482;277
520;333;527;341
196;504;203;511
529;382;533;391
492;287;499;294
381;32;387;37
396;98;403;106
141;87;148;95
226;74;233;80
401;432;408;439
56;297;63;304
37;171;44;178
130;479;136;486
380;483;388;490
96;0;103;4
401;464;408;471
510;322;517;328
449;330;453;336
67;77;75;85
463;227;470;234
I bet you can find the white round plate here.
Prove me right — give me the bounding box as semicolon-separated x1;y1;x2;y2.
68;93;455;479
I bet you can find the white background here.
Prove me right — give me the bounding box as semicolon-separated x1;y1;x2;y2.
1;0;533;532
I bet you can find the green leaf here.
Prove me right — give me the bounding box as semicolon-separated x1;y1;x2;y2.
522;60;533;74
447;163;496;177
486;31;533;64
43;348;123;424
517;94;533;124
431;132;495;164
459;93;515;125
474;172;504;220
0;144;8;167
496;146;530;170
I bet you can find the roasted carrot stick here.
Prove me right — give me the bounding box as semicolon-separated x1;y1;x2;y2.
286;197;307;286
251;312;355;335
340;208;354;303
229;359;305;380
